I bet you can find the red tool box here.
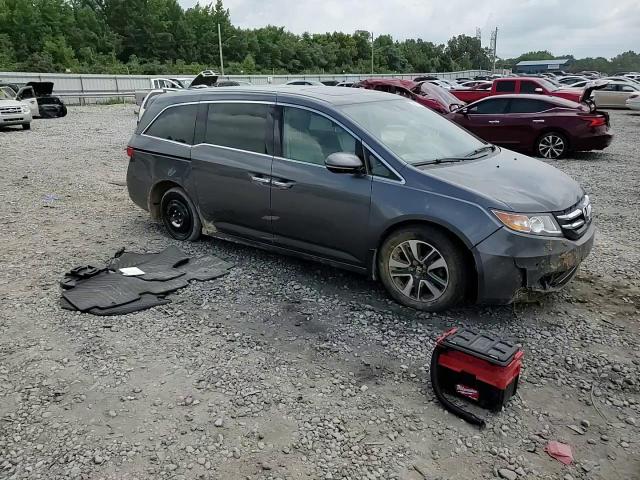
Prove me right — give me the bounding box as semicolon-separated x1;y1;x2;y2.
434;328;523;412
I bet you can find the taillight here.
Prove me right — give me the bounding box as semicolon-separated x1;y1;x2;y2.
629;93;640;99
582;116;606;127
126;146;134;158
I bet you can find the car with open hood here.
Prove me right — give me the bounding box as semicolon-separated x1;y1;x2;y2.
135;70;219;113
354;78;464;113
126;86;594;311
0;84;39;116
23;82;67;118
446;94;613;159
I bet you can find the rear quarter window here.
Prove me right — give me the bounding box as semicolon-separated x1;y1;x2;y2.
145;104;198;145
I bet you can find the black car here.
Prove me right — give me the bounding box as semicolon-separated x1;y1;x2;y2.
26;82;67;118
126;86;594;311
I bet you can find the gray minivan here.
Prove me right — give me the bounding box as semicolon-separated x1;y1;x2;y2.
126;86;594;311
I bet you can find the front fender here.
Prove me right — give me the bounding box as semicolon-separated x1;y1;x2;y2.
368;180;501;251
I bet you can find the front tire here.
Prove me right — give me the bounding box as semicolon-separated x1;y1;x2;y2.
160;187;202;241
378;226;467;311
22;123;31;130
536;131;567;159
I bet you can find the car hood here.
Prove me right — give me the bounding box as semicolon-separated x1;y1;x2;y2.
189;70;218;88
26;81;54;96
418;149;583;213
0;99;26;108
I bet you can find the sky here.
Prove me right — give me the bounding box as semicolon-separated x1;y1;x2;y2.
177;0;640;59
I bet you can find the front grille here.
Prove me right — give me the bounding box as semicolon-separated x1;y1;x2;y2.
0;106;22;115
554;195;592;240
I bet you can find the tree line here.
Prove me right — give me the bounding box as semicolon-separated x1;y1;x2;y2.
0;0;638;75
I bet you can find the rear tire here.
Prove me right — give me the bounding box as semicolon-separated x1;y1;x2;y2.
22;123;31;130
536;131;567;159
377;226;467;311
160;187;202;241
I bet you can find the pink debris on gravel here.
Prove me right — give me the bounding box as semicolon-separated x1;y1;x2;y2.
544;441;573;465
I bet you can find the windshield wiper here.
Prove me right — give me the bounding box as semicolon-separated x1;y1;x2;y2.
413;158;463;166
464;145;496;158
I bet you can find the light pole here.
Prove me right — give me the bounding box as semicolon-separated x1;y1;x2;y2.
356;30;374;74
218;23;224;76
217;24;237;76
370;31;374;75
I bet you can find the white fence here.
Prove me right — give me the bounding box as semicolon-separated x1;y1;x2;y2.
0;70;491;104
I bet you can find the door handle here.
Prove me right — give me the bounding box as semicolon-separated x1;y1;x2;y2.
488;120;500;124
250;175;271;186
271;179;294;189
532;119;545;123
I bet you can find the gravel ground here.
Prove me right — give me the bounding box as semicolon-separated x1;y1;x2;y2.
0;106;638;480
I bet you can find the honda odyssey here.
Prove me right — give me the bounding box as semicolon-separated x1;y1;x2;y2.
126;86;594;311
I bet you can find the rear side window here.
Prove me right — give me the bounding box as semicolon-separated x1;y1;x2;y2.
508;99;552;113
468;98;510;114
205;103;270;154
495;80;516;93
519;81;540;93
145;104;197;144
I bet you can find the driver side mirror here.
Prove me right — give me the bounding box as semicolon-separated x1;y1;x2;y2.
534;87;544;94
325;152;364;174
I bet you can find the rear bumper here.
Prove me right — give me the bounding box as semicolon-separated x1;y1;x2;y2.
572;132;613;151
472;222;595;304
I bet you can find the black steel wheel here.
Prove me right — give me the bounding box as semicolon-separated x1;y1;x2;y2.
160;187;201;241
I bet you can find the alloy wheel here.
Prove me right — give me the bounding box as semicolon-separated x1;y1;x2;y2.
388;240;449;302
538;134;565;159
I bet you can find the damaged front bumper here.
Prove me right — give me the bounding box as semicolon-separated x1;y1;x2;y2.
472;222;595;304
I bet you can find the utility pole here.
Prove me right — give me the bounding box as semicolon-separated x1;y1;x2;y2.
490;27;498;74
356;30;375;74
371;31;374;75
218;23;224;76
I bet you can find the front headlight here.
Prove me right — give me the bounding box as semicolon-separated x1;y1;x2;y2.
492;210;562;236
21;105;30;113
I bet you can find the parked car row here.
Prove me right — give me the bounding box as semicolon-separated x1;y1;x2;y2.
0;81;67;130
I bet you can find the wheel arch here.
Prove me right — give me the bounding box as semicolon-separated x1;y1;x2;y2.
148;179;183;220
374;219;478;302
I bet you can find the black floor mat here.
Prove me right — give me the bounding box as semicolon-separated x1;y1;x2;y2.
108;245;190;281
61;294;171;316
60;247;233;315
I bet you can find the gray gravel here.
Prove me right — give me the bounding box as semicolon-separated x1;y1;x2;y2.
0;106;638;479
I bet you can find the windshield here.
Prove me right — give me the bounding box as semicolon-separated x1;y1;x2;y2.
0;87;15;99
415;82;461;107
340;99;486;165
536;78;559;91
